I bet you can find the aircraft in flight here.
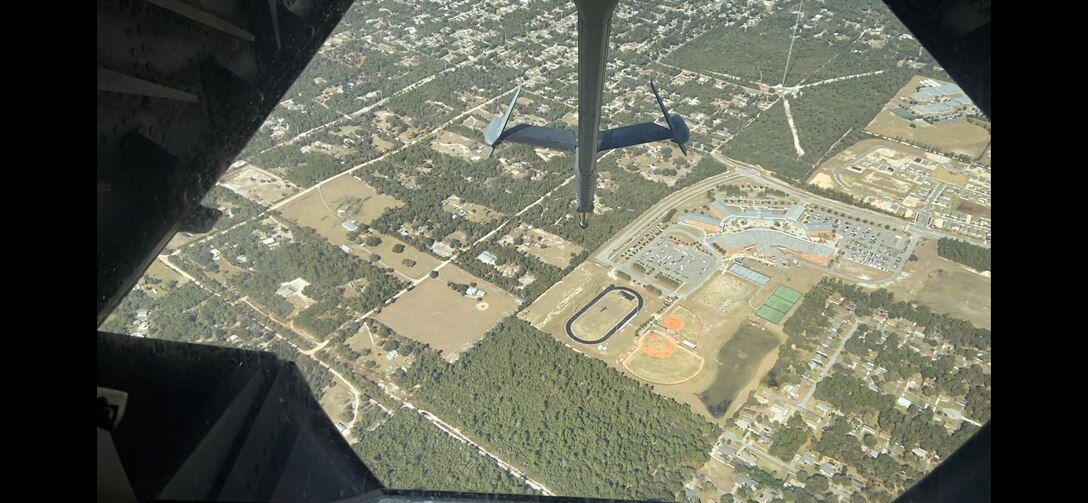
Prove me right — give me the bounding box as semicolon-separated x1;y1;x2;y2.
482;0;690;229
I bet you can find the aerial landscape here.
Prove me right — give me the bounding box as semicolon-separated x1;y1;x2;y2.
100;1;991;502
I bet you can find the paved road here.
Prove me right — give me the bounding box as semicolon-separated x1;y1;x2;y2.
801;318;859;409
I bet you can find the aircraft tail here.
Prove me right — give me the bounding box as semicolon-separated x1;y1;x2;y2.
483;86;522;157
650;80;690;156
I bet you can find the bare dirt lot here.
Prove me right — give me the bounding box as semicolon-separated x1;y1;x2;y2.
430;131;481;162
501;224;584;268
220;162;300;206
839;168;916;201
865;75;991;159
375;264;515;359
319;381;354;425
808;138;932;189
883;239;990;329
278;175;401;245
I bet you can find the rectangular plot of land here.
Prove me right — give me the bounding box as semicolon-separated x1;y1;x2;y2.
374;265;514;358
278;176;401;245
754;305;786;324
771;285;802;303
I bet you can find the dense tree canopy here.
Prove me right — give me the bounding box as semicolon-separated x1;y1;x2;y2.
396;319;717;499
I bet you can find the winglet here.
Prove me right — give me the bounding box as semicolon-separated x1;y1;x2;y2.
650;80;690;156
484;86;522;155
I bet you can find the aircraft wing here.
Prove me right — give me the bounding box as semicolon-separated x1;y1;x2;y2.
499;124;576;151
596;122;674;152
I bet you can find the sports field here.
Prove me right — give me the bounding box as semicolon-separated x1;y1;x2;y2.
660;306;702;341
622;331;704;385
566;286;643;344
754;285;802;324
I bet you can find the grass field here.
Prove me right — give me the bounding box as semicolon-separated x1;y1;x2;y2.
623;331;705;385
375;265;515;358
568;288;641;344
699;323;781;418
278;175;401;246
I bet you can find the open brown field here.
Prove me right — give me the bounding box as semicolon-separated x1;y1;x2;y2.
932;166;970;186
346;324;375;354
375;265;515;359
220;162;300;206
884;239;990;329
510;227;584;269
519;261;664;366
622;331;704;385
278;175;401;245
140;260;190;298
950;196;991;220
865;75;990;159
430;131;480;162
442;198;503;224
319;380;353;425
698;322;782;418
832;256;895;283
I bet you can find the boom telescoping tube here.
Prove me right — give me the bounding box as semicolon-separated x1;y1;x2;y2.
573;0;619;228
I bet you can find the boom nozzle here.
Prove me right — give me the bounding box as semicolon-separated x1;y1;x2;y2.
579;212;589;229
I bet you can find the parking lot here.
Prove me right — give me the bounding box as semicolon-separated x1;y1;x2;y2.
635;233;718;289
805;211;910;272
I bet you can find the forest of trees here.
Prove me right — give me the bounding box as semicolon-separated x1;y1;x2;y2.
936;237;991;272
395;319;718;499
768;414;810;461
352;409;534;494
225;224;407;326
